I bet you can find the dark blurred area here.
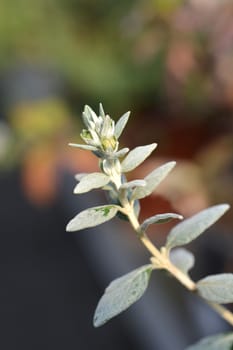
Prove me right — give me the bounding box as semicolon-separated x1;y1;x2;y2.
0;1;232;349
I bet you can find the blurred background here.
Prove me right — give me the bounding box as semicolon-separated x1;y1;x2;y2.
0;0;232;349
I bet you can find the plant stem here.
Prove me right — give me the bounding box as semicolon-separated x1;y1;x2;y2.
206;301;233;327
140;232;196;291
125;202;233;327
114;167;233;328
124;201;196;290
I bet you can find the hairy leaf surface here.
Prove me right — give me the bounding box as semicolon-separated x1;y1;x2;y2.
93;265;153;327
114;112;130;139
166;204;230;249
197;274;233;304
132;161;176;200
66;205;119;232
121;143;157;173
74;173;110;194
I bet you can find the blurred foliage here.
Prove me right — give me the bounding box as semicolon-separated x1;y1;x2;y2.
0;0;233;117
0;0;233;218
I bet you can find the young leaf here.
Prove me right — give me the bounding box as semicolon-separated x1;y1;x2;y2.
114;148;129;158
83;105;99;124
66;205;119;232
74;173;110;194
68;143;97;151
197;274;233;304
185;332;233;350
170;248;195;274
132;161;176;200
74;173;87;181
99;103;105;118
114;111;130;139
141;213;183;231
93;265;153;327
166;204;230;250
121;143;157;173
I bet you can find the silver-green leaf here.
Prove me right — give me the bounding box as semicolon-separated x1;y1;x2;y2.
74;173;110;194
170;248;195;274
93;265;153;327
83;105;99;124
68;143;97;151
74;173;87;181
121;143;157;173
197;273;233;304
141;213;183;231
114;148;129;158
132;161;176;200
166;204;230;250
99;103;105;118
66;205;119;232
120;179;146;190
186;332;233;350
114;111;130;139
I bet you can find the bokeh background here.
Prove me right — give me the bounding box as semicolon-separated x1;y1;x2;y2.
0;1;232;349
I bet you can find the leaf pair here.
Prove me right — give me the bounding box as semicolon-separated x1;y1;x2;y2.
72;143;161;195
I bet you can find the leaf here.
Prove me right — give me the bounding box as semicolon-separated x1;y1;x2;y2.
185;332;233;350
121;143;157;173
114;111;130;139
166;204;230;250
83;105;99;124
197;274;233;304
132;161;176;200
68;143;97;151
120;179;146;190
170;248;195;274
114;148;129;158
141;213;183;231
99;103;105;118
74;173;87;181
66;205;119;232
93;265;153;327
73;172;110;194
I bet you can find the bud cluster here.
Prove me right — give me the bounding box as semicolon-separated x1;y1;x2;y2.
81;104;118;154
